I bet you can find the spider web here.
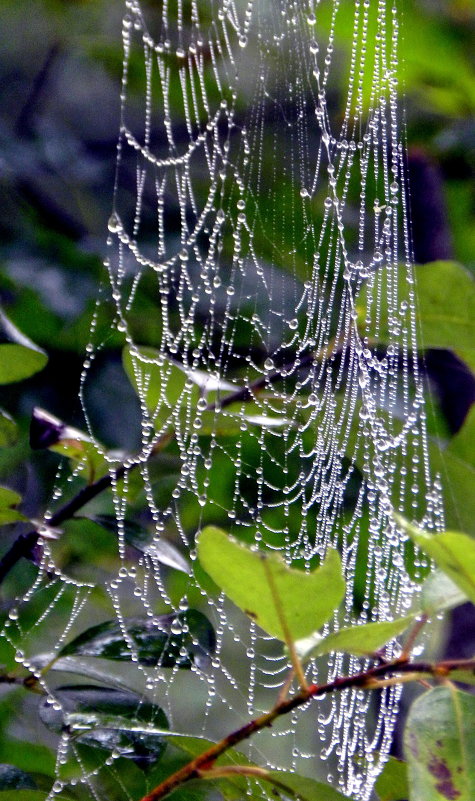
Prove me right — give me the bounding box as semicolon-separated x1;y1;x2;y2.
2;1;444;800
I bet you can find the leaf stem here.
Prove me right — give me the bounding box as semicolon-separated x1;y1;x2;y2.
137;656;475;801
261;556;307;690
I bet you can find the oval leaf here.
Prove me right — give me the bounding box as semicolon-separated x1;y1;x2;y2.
300;615;415;660
39;685;168;769
59;610;216;669
395;515;475;605
404;685;475;800
197;526;345;641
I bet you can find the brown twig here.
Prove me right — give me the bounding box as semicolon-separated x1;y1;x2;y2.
138;656;475;801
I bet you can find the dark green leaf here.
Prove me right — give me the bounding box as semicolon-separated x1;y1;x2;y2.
59;610;216;669
404;685;475;800
197;526;345;641
0;411;17;448
87;514;190;574
374;756;409;800
39;685;168;769
0;486;27;525
428;407;475;536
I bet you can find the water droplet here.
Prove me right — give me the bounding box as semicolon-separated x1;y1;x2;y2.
107;212;121;233
307;13;316;25
264;358;274;371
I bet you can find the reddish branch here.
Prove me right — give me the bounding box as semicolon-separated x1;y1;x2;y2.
139;656;475;801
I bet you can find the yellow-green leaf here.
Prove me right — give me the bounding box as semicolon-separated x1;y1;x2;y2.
197;526;345;641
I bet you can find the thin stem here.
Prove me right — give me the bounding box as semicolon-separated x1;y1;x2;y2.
402;613;429;658
261;557;307;690
138;656;475;801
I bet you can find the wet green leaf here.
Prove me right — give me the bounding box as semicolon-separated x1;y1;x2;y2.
395;515;475;605
39;685;168;769
404;685;475;800
297;615;415;660
374;755;409;801
197;526;345;641
59;610;216;669
0;486;27;525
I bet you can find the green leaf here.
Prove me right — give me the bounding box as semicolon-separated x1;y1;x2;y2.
0;794;52;801
0;411;17;448
0;486;27;525
374;756;409;801
299;615;415;660
0;311;48;384
357;261;475;373
59;610;216;669
86;514;190;574
404;685;475;800
39;685;168;769
428;406;475;536
420;570;468;615
395;515;475;605
265;772;351;800
197;526;345;641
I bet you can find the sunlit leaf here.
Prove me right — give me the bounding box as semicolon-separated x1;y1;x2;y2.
59;610;216;669
39;685;168;769
404;685;475;800
395;515;475;605
0;311;47;384
297;615;415;660
374;755;409;801
197;526;345;641
0;486;27;525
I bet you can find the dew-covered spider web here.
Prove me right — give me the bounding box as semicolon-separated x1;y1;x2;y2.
2;1;445;800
